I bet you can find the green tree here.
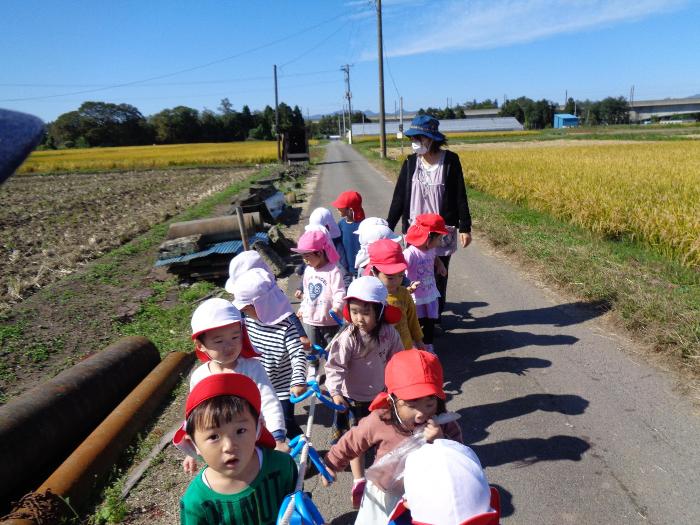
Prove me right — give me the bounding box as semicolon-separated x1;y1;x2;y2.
149;106;201;144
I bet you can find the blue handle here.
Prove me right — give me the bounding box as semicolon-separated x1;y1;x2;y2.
329;310;344;327
289;388;315;403
311;344;328;359
276;491;326;525
307;446;334;482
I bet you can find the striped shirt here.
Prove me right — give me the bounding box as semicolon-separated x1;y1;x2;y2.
244;316;307;400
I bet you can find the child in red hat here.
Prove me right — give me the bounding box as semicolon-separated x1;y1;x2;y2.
331;190;365;281
324;275;404;509
324;349;463;522
403;214;448;353
178;374;298;525
368;238;425;350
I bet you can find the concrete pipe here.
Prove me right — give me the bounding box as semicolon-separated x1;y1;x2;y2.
165;212;262;243
1;351;194;525
0;336;160;511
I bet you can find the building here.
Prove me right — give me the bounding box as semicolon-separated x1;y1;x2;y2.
629;97;700;122
553;113;580;128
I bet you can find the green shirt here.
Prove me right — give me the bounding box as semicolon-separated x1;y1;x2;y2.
180;448;298;525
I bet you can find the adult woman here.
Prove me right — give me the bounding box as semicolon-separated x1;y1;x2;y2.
387;114;472;322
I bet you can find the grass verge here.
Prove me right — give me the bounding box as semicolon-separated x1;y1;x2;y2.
353;142;700;369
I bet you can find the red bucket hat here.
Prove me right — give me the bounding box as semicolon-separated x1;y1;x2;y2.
404;214;449;247
331;190;366;222
370;349;445;410
368;238;408;275
173;373;276;453
190;298;259;362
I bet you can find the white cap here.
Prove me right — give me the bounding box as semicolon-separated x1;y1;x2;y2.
308;207;340;238
191;298;243;340
344;275;388;305
353;220;401;270
353;217;389;237
225;251;272;294
404;440;494;525
231;268;293;325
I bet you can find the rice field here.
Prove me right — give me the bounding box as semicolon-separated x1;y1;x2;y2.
18;141;279;174
457;141;700;268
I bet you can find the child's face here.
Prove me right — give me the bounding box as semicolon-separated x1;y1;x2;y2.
427;233;443;250
375;269;404;294
240;304;258;320
348;299;378;333
395;395;439;430
336;207;351;219
302;250;326;269
192;405;259;481
197;323;243;367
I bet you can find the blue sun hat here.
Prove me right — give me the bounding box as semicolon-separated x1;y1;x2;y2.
405;114;445;142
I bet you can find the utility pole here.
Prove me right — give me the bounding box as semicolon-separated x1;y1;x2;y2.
273;64;281;161
399;96;404;157
341;64;353;144
376;0;386;158
341;104;346;138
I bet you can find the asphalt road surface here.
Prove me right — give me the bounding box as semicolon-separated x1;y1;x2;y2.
289;141;700;525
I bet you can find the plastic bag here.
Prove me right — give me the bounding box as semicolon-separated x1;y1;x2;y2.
365;412;460;493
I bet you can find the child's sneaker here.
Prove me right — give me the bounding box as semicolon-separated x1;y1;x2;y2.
351;478;366;509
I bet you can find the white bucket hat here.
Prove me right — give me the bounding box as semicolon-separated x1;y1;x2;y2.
353;219;402;270
230;268;294;325
307;207;341;239
343;276;401;324
225;251;272;294
403;439;499;525
190;298;259;361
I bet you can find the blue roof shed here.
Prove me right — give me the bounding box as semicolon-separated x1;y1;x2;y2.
554;114;580;128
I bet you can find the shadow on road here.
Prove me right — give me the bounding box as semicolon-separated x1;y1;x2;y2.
329;510;358;524
316;160;350;166
492;484;515;518
472;435;590;468
445;299;611;330
457;393;590;443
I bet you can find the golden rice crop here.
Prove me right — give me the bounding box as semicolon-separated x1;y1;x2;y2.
459;141;700;268
19;141;278;174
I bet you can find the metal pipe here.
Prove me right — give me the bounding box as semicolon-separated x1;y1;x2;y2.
165;212;261;243
2;351;194;525
0;336;160;510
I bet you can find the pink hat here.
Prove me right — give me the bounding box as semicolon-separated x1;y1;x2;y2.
190;298;259;362
343;276;401;325
231;268;294;325
291;230;340;265
308;207;341;238
399;439;500;525
225;251;272;294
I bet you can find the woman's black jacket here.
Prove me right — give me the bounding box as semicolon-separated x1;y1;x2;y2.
386;150;472;234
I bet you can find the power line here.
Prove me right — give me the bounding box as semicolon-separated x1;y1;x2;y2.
0;11;348;103
279;19;351;69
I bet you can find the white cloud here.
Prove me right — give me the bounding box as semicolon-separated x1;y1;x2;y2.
358;0;689;59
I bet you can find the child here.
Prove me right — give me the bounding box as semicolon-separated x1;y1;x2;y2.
331;190;365;280
324;275;404;509
177;373;298;525
231;267;308;438
183;298;287;471
403;214;449;353
368;239;424;350
307;206;344;265
324;349;463;523
388;439;500;525
292;229;346;348
353;217;402;277
227;250;310;351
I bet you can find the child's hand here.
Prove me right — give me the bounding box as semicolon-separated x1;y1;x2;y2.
290;384;307;397
296;309;304;320
294;289;303;300
275;440;291;453
322;466;336;487
435;259;448;277
407;281;421;293
182;456;198;475
332;395;349;412
299;335;311;351
423;418;444;443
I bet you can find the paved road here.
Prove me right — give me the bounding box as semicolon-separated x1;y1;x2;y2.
291;142;700;525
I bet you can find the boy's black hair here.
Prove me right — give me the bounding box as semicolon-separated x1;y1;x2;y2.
185;395;259;440
379;393;447;434
343;298;386;356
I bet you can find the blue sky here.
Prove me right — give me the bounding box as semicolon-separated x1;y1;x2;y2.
2;0;699;122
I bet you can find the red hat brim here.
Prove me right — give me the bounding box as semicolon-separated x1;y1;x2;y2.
371;261;407;275
173;420;276;452
404;227;430;247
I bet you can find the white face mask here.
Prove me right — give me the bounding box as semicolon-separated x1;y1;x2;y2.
411;140;428;155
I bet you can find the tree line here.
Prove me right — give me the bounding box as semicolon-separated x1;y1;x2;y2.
43;98;306;149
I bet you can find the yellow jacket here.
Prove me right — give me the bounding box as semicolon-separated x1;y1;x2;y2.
387;286;424;349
